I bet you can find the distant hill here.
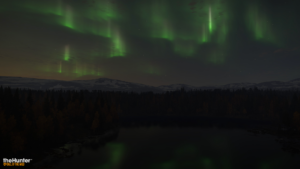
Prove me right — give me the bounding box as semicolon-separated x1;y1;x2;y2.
0;76;300;92
0;76;163;93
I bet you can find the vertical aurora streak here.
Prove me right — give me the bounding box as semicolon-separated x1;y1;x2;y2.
64;45;70;61
209;6;212;33
64;5;73;29
110;27;126;57
71;62;105;78
245;1;282;47
148;0;174;41
59;61;62;73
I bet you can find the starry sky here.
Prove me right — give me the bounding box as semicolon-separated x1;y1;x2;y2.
1;0;300;87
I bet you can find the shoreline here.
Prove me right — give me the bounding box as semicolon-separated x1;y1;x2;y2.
119;114;281;126
30;124;119;169
29;114;295;168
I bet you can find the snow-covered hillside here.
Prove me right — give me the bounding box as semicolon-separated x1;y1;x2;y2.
0;76;300;92
157;84;199;91
0;76;162;93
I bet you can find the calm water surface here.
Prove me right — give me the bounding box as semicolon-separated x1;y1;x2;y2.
43;116;300;169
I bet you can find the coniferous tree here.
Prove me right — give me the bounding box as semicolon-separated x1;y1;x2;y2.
268;101;275;118
57;91;65;111
88;98;95;114
12;88;21;116
65;91;71;105
32;99;43;121
27;90;33;107
91;111;100;132
43;94;51;117
117;104;122;116
290;94;298;112
2;87;13;114
22;114;32;136
292;111;300;131
79;100;86;118
73;99;81;118
79;91;84;105
7;114;17;132
203;102;209;115
0;109;7;137
56;110;65;136
84;112;90;126
35;115;45;141
49;92;55;109
10;131;26;154
0;86;3;102
102;102;113;126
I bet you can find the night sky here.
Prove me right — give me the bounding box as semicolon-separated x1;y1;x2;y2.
1;0;300;87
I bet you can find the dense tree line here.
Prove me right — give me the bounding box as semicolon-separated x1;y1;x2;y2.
0;86;300;158
0;86;120;159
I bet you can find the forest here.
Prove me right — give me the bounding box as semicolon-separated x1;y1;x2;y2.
0;86;300;164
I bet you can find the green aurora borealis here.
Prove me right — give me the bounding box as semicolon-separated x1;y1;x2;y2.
0;0;300;86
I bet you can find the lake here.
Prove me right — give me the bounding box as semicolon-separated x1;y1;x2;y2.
33;116;300;169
